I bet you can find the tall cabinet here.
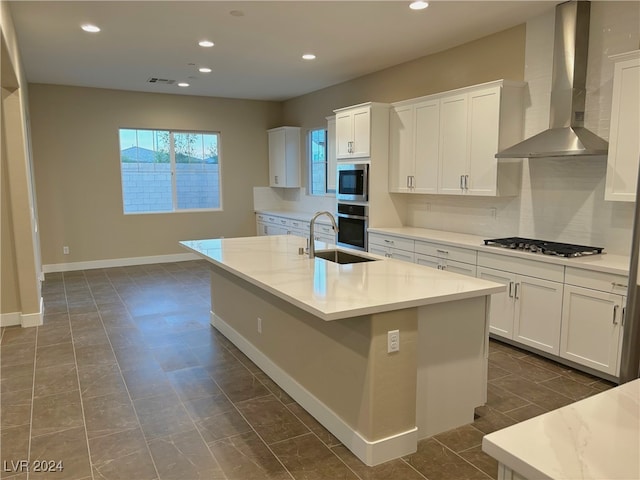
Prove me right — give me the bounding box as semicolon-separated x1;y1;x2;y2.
605;50;640;202
268;126;300;188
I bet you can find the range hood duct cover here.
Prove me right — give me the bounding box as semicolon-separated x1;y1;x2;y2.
496;1;608;159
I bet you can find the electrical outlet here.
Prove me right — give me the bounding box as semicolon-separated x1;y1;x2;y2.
490;207;497;219
257;317;262;334
63;246;70;255
387;329;399;353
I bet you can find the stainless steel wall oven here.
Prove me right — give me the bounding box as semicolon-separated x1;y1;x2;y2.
336;203;368;251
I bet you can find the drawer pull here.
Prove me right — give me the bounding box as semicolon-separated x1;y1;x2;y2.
384;239;395;244
436;249;449;255
613;305;619;325
611;282;628;289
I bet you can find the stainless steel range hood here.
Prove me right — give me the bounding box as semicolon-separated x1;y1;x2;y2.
496;1;608;159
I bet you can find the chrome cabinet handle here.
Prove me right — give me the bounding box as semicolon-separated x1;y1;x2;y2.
436;249;449;255
441;265;447;270
384;239;394;244
622;307;626;326
460;175;464;189
508;281;514;298
411;176;415;188
613;305;619;324
514;282;520;299
611;282;628;289
464;175;469;190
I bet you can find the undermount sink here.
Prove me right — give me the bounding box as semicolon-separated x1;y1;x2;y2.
314;249;377;264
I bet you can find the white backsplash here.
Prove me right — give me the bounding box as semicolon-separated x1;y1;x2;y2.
405;2;639;256
253;186;336;214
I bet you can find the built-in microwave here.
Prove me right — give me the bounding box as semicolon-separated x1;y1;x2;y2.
336;163;368;203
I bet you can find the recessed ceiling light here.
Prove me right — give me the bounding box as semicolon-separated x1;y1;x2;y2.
302;54;316;60
178;82;190;87
199;67;212;73
198;40;214;47
81;24;101;33
409;1;429;10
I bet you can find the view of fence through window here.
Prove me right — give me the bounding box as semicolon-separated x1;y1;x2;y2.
119;128;221;213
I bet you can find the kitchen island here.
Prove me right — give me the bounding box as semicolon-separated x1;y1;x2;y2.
181;235;504;466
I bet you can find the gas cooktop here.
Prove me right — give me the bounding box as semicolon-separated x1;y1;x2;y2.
483;237;604;258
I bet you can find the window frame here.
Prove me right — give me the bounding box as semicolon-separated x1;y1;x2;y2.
118;127;223;215
307;127;330;196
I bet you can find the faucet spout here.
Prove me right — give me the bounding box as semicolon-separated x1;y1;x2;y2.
309;211;339;259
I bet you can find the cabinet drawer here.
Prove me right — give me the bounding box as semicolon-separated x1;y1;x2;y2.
477;252;564;282
415;240;477;264
289;219;309;230
256;213;266;222
368;233;415;252
564;267;628;294
444;260;477;277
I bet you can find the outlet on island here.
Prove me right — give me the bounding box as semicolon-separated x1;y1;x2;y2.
63;246;70;255
387;329;399;353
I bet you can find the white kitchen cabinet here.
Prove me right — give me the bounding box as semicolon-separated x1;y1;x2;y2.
268;127;301;188
368;233;415;262
477;252;564;355
605;50;640;202
388;100;439;193
560;267;629;375
414;240;477;276
326;116;337;193
438;82;524;196
335;105;371;159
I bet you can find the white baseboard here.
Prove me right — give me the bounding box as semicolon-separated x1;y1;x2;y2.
42;252;200;274
0;312;21;327
1;297;44;328
211;312;418;466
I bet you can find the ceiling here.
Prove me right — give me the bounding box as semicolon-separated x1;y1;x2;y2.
8;1;557;102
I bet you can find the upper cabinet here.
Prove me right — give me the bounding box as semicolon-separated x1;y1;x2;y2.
389;80;525;197
388;99;440;194
268;126;300;188
335;103;375;159
605;50;640;202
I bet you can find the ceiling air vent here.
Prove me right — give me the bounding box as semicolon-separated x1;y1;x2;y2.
146;77;176;85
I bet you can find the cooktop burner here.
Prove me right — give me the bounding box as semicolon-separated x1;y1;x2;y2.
484;237;604;258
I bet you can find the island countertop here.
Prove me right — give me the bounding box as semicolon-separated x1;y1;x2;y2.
482;379;640;480
181;235;504;321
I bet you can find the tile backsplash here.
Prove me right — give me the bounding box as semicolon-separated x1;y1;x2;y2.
406;2;639;256
253;186;336;214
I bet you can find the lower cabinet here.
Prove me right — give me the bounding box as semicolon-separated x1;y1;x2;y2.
368;233;415;261
476;253;564;356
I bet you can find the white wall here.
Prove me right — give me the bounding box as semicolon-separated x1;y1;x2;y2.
405;2;639;255
253;186;336;214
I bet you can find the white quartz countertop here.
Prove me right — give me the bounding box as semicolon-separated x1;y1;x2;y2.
482;379;640;480
180;235;504;321
369;227;630;276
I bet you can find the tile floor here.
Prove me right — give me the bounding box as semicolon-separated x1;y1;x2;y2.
0;261;615;480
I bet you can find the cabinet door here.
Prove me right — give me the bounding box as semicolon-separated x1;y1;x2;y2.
268;129;285;187
477;267;515;339
605;52;640;202
513;276;563;355
265;224;287;236
326;117;337;192
256;221;268;236
467;86;500;195
438;94;468;194
335;111;353;159
413;100;440;194
560;286;624;375
389;105;414;193
351;107;371;158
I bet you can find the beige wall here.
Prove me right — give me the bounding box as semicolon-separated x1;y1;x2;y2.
29;84;282;266
1;0;41;319
282;25;525;130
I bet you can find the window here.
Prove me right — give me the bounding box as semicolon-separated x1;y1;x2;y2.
119;128;221;214
308;128;328;195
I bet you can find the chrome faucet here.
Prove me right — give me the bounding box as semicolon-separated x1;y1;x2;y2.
308;211;339;259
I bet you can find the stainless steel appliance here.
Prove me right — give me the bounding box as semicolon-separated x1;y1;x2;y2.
483;237;604;258
337;163;368;202
336;203;368;251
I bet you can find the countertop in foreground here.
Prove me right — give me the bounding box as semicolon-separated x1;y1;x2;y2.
482;378;640;480
181;235;504;321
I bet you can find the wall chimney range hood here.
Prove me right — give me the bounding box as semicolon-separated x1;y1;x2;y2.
496;0;608;159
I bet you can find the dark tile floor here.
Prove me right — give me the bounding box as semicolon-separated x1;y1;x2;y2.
0;261;615;480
